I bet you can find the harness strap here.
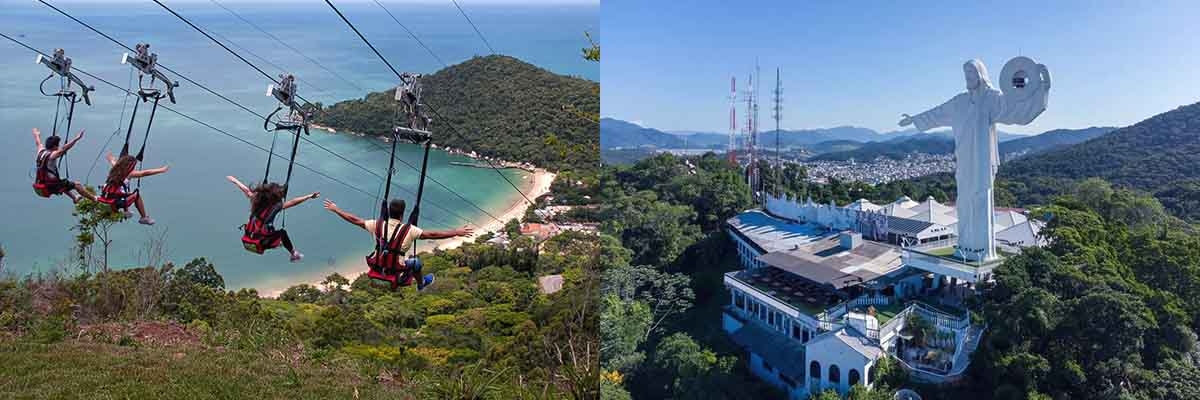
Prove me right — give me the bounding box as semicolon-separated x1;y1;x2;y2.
248;202;284;235
385;221;412;253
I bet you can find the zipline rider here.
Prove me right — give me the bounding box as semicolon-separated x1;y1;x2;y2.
323;198;473;290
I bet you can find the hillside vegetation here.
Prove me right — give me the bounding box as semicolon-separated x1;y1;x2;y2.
1001;102;1200;221
315;55;599;171
0;206;600;399
615;153;1200;399
597;153;791;399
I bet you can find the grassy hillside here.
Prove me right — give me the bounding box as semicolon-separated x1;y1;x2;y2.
0;339;404;400
315;55;599;171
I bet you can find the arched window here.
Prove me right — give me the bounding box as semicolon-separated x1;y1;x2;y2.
867;365;875;385
828;364;840;386
810;361;821;379
849;369;861;387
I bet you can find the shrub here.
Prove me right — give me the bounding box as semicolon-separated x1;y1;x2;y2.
28;316;70;344
278;284;322;303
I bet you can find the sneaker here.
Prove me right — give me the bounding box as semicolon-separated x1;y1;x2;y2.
418;274;435;291
290;251;304;263
123;210;134;219
138;217;155;226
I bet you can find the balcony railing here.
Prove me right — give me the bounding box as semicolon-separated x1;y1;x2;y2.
905;237;957;251
876;306;913;341
902;249;1002;283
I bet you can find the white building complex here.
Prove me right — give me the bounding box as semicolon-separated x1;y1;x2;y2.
723;194;1046;398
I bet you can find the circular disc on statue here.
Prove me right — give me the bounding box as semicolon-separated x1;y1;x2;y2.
1000;56;1043;102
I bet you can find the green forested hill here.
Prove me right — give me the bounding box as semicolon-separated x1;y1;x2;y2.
315;55;599;171
1001;101;1200;221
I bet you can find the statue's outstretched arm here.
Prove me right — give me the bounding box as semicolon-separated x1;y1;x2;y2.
903;97;955;132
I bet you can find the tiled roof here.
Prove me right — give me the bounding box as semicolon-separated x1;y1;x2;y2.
809;327;883;362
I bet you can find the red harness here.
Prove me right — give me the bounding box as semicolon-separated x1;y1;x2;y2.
241;203;284;254
32;150;69;197
96;181;138;211
96;163;139;211
366;221;415;289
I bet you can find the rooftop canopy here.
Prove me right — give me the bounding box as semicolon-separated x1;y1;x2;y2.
756;234;903;290
727;210;828;253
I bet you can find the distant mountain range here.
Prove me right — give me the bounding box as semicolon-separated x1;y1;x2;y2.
812;126;1114;161
810;134;956;161
601;117;1029;151
600;118;686;149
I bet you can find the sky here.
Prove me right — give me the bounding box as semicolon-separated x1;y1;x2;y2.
32;0;597;4
602;0;1200;134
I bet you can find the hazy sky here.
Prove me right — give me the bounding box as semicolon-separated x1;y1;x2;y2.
602;0;1200;134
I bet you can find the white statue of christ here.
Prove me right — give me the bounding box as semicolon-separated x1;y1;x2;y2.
899;58;1050;261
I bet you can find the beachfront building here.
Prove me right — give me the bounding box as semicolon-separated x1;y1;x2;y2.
722;193;1045;397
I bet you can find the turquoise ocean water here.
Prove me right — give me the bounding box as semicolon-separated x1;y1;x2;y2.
0;1;597;290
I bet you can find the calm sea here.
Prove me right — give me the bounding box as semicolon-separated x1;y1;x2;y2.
0;1;597;290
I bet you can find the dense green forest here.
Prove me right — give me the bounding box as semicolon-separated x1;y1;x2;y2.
1000;102;1200;222
601;152;1200;399
314;55;599;172
594;153;787;399
952;180;1200;399
0;188;599;398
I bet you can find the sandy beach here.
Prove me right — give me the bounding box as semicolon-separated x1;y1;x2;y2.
258;167;556;297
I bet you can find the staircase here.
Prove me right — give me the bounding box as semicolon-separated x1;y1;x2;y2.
949;324;985;376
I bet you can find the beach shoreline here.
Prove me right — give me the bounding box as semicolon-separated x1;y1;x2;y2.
257;163;555;298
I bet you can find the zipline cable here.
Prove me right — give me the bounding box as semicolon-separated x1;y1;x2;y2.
35;1;479;228
86;67;134;185
369;0;447;67
1;32;399;210
153;0;504;226
324;0;536;206
220;0;505;224
205;27;330;96
209;0;367;93
450;0;497;55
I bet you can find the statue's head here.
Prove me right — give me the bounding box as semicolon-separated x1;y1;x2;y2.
962;59;991;91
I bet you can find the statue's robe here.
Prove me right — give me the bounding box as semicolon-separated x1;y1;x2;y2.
909;59;1048;261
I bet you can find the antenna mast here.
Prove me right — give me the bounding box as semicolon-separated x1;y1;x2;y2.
744;72;753;188
772;68;782;197
747;62;761;204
